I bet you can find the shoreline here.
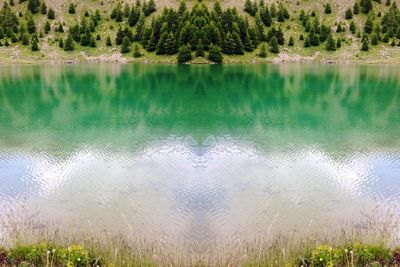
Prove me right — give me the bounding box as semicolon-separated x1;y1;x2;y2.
1;56;400;65
2;48;400;66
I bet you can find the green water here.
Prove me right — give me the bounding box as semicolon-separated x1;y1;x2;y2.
0;64;399;249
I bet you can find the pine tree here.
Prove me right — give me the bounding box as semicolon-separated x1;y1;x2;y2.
124;3;130;17
146;30;158;52
116;27;124;45
206;22;221;46
44;21;50;34
361;35;369;50
270;3;276;17
80;28;91;46
195;39;205;57
178;0;187;17
243;29;254;51
255;11;265;41
361;0;373;14
258;43;267;57
299;9;306;21
324;3;332;14
383;32;390;42
232;31;244;54
288;36;294;46
177;44;192;63
31;35;39;51
68;3;76;14
336;22;343;33
121;36;131;53
134;11;145;41
21;33;29;45
261;6;272;26
364;15;373;34
353;2;360;14
90;36;96;47
128;6;139;26
249;26;260;47
47;7;55;19
320;24;331;41
277;7;285;22
269;35;279;53
350;21;356;34
57;23;64;33
58;38;63;48
309;27;320;46
144;0;156;16
11;33;17;43
244;0;253;14
106;36;112;46
27;16;36;34
133;44;142;57
166;31;177;54
140;27;151;47
114;5;123;22
40;2;47;15
371;32;379;44
156;30;168;55
345;8;353;19
326;34;336;50
304;36;311;47
179;22;193;46
64;34;74;51
336;38;341;48
208;44;223;63
95;9;101;20
213;0;222;15
276;27;285;45
27;0;39;14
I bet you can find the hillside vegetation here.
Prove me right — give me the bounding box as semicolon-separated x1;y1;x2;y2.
0;0;400;63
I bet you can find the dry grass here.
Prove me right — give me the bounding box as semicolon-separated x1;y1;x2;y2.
1;206;400;266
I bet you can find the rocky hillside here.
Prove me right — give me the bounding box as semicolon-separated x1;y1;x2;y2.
0;0;399;63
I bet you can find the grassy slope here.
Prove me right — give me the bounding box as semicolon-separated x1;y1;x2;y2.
0;0;400;64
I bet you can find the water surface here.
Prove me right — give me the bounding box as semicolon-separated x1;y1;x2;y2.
0;64;399;250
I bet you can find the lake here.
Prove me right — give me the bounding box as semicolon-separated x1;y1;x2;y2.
0;64;399;252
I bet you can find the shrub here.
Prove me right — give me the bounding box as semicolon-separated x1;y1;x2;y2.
311;245;344;267
258;44;267;57
133;44;142;57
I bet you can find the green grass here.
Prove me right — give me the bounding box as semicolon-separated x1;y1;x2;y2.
1;237;400;266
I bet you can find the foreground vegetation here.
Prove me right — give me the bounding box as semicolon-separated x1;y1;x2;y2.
1;240;400;266
0;213;399;267
0;0;400;63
